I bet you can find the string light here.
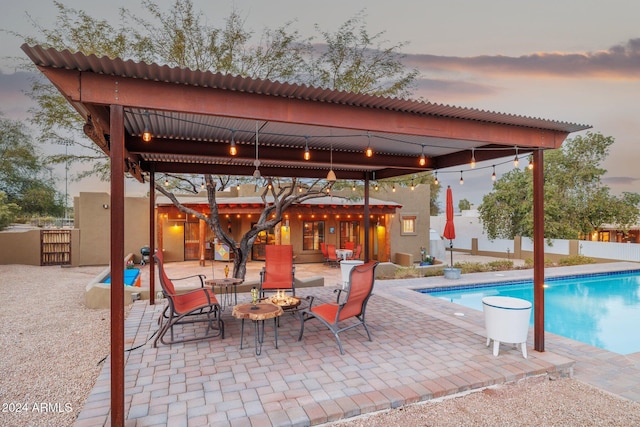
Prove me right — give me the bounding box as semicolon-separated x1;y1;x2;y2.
236;179;240;191
470;148;476;169
459;171;464;185
528;157;534;170
365;132;373;157
491;165;496;181
434;171;439;186
514;146;519;167
392;184;396;192
164;177;169;186
418;145;426;166
201;178;205;190
303;136;310;161
374;182;379;191
410;179;415;190
352;182;356;191
229;129;237;156
142;111;152;142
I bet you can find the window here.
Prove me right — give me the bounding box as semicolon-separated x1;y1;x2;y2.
302;220;325;250
339;221;360;247
401;214;417;235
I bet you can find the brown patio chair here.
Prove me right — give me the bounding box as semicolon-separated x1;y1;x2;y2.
259;245;295;297
326;244;340;268
298;261;378;354
153;251;224;347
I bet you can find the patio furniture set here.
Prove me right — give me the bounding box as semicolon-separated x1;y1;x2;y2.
153;245;379;356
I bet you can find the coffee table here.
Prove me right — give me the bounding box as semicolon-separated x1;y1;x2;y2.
205;277;243;310
232;302;283;355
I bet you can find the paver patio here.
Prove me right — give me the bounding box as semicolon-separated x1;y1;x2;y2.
74;259;640;426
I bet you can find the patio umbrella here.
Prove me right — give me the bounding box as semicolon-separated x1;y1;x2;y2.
443;185;456;267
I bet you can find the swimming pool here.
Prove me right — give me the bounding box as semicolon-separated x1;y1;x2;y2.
419;270;640;355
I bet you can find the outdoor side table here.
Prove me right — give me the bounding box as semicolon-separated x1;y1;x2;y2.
232;302;283;355
482;296;532;358
205;277;243;310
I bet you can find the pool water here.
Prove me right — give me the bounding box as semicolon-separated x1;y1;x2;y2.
419;271;640;355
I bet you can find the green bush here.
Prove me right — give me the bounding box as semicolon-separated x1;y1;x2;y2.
486;260;514;271
394;266;423;279
558;255;596;266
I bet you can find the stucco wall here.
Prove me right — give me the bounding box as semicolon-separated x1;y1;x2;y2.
375;184;431;263
0;229;42;265
76;192;150;266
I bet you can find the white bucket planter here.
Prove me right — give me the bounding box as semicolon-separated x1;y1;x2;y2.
482;296;532;358
443;267;462;280
340;260;364;289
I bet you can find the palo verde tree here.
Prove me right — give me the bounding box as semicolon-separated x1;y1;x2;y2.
478;132;640;240
18;0;419;277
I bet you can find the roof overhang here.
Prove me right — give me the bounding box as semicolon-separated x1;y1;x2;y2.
21;44;591;182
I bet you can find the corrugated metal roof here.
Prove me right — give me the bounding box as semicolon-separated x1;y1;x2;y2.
22;44;589;133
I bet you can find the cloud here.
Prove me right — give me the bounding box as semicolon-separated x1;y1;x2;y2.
0;70;35;120
414;78;499;100
405;38;640;80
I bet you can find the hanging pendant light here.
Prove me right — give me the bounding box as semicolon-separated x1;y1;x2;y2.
229;130;237;156
491;165;497;181
303;136;311;161
142;111;152;142
470;148;476;169
419;145;426;166
365;132;373;158
327;144;336;182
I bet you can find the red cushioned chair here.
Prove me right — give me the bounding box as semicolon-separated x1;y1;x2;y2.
153;251;224;347
326;244;340;268
298;261;378;354
259;245;295;298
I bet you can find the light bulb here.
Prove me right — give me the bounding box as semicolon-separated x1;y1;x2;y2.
142;127;152;142
365;146;373;157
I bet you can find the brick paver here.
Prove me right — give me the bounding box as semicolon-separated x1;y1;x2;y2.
75;261;640;426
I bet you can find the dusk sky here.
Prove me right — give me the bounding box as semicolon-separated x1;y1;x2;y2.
1;0;638;210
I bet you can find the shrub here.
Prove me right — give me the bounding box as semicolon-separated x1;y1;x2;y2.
394;266;423;279
486;260;514;271
558;255;596;266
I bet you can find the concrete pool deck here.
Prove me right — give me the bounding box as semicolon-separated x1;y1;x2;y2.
74;258;640;426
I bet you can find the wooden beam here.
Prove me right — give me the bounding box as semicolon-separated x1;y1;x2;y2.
533;149;545;352
39;67;566;149
109;104;125;426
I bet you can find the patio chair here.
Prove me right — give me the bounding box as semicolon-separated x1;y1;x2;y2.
344;241;355;251
347;244;362;260
326;244;340;268
259;245;296;298
320;242;329;265
298;261;378;354
153;251;224;347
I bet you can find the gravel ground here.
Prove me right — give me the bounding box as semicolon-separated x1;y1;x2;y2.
1;264;640;426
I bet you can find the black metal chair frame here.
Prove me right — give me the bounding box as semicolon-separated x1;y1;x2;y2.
153;252;224;347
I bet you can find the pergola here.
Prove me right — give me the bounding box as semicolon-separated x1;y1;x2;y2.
22;44;590;426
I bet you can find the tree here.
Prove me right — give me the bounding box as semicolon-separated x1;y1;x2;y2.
458;198;471;212
0;192;21;230
0;114;64;218
478;132;640;240
19;0;420;277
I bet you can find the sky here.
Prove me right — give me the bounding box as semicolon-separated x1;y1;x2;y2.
1;0;639;211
